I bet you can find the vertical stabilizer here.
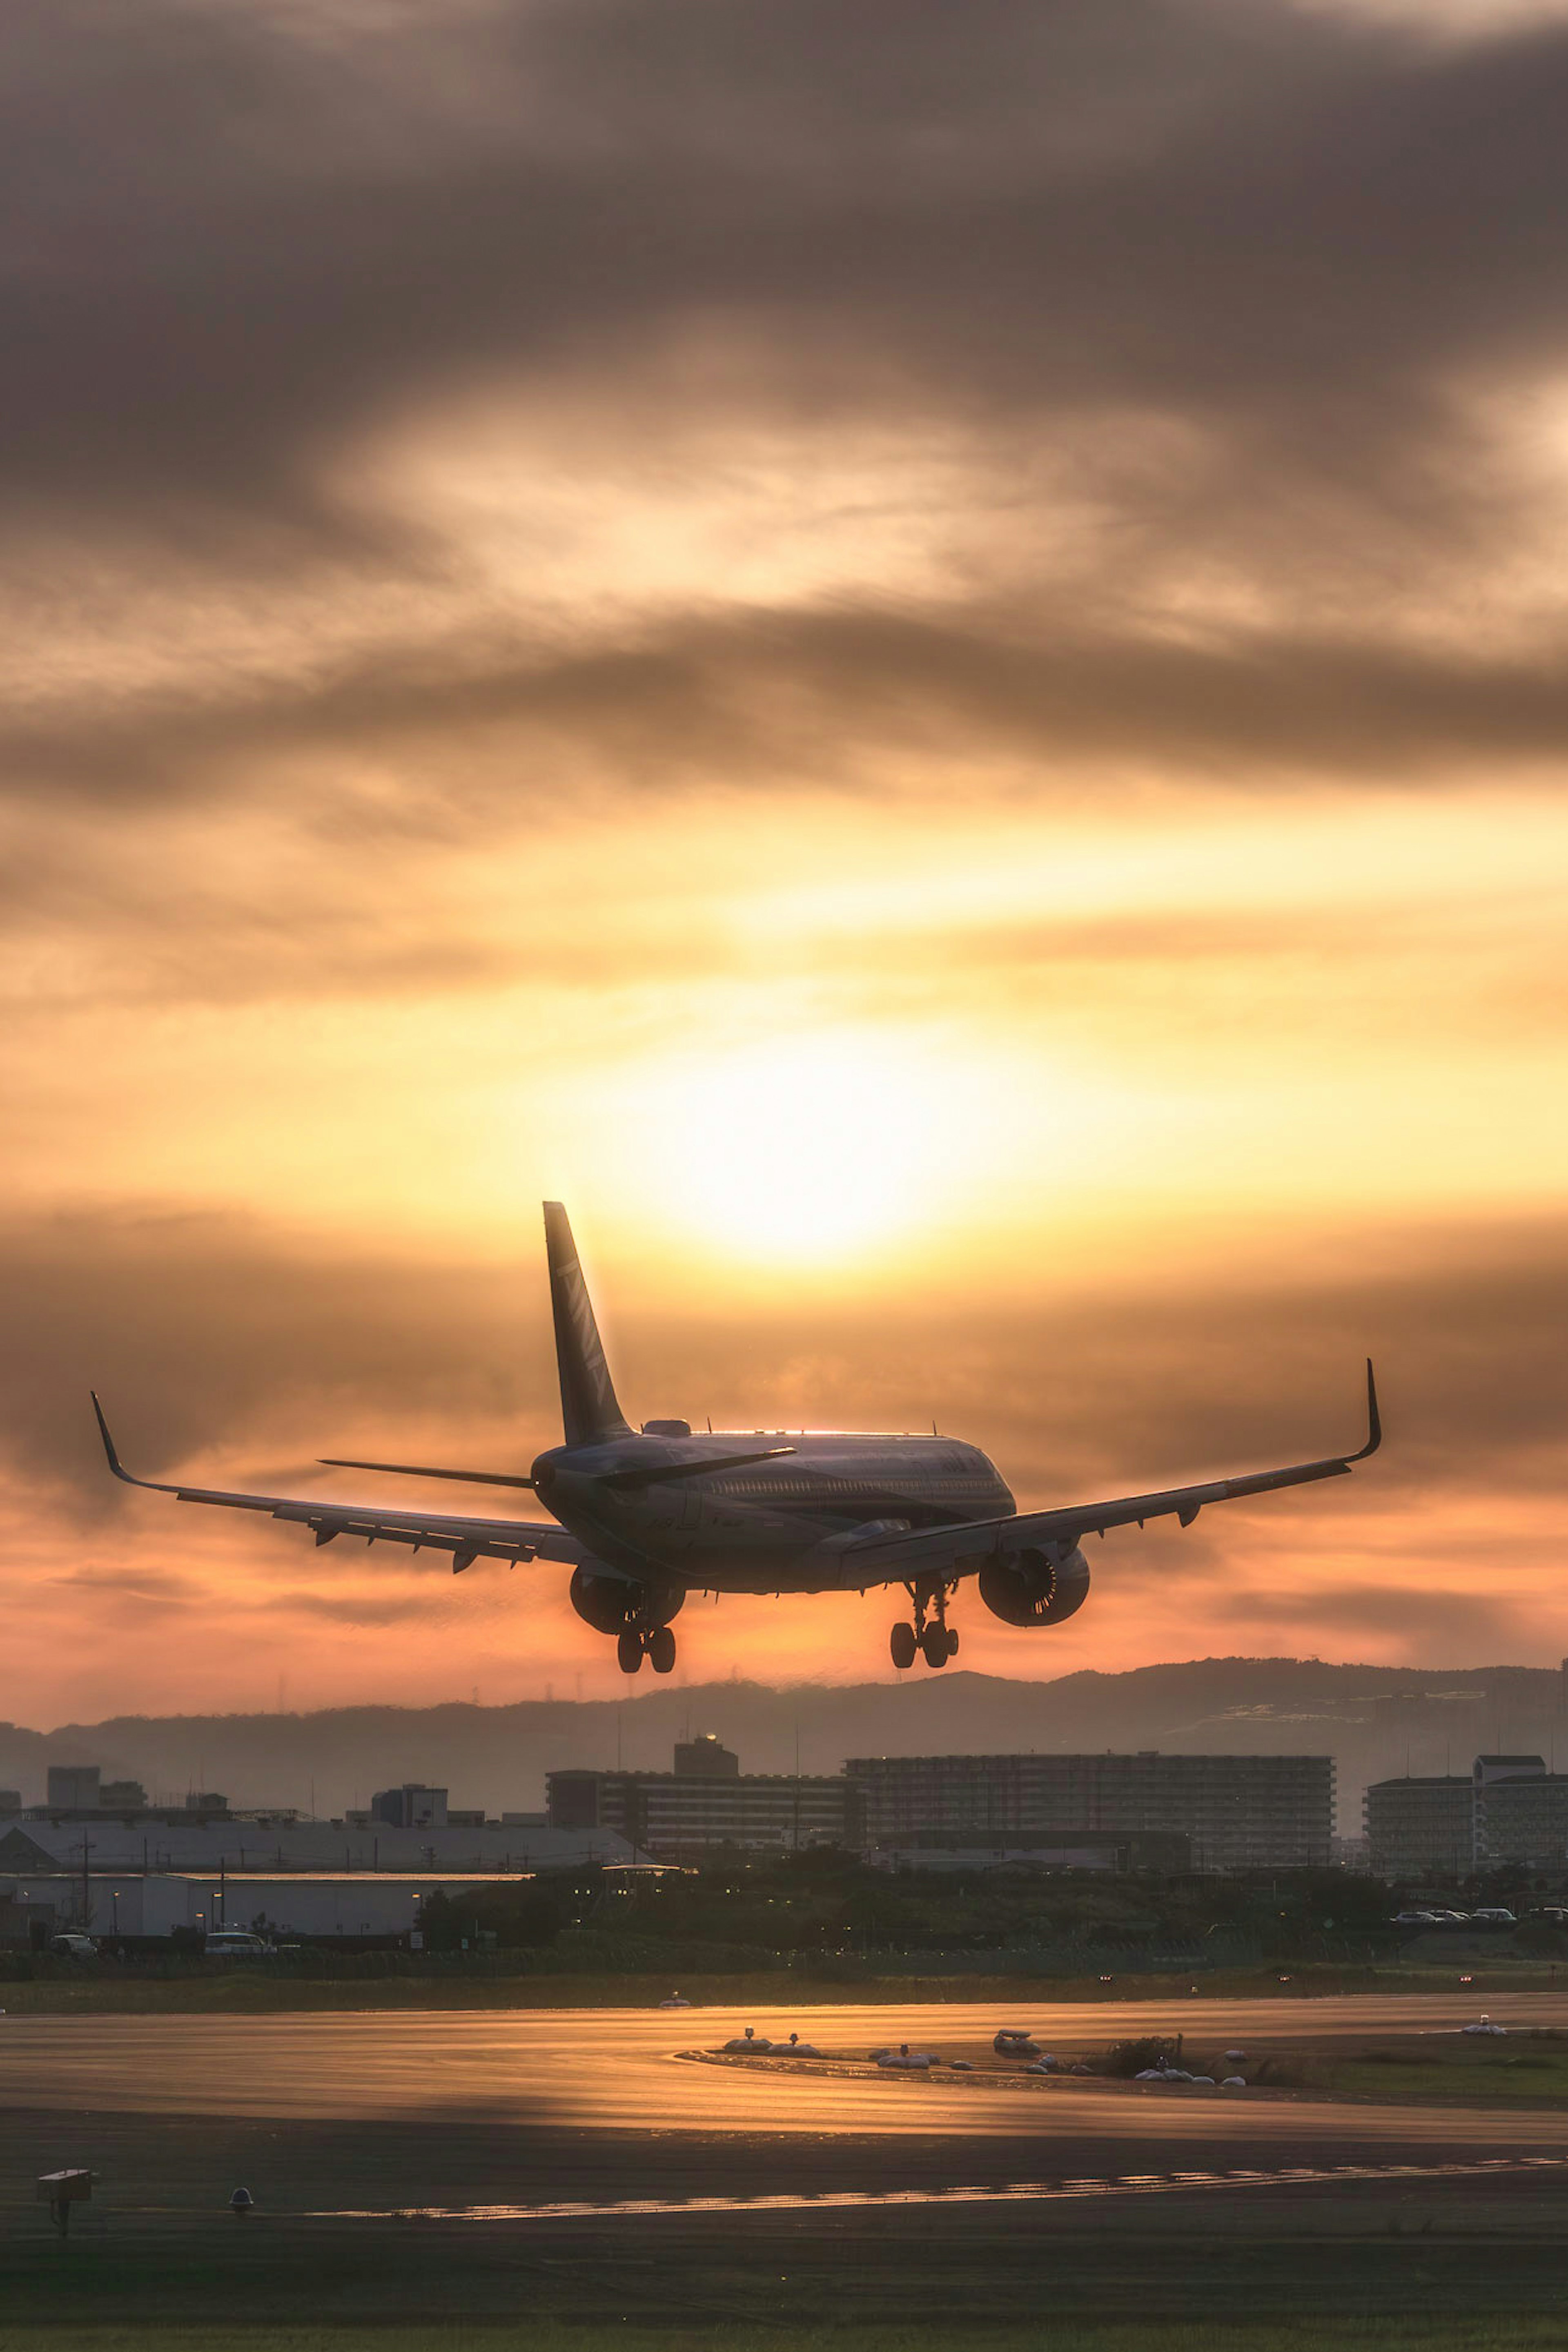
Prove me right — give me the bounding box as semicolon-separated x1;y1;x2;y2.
543;1202;632;1446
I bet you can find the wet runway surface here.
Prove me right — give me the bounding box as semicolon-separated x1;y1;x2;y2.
8;1993;1568;2141
9;1994;1568;2193
9;1998;1568;2321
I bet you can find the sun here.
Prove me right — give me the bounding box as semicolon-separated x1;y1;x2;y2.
645;1030;962;1264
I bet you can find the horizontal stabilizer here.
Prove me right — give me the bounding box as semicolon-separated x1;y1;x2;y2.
319;1456;537;1490
598;1445;796;1491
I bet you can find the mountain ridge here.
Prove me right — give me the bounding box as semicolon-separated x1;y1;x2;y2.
5;1657;1565;1832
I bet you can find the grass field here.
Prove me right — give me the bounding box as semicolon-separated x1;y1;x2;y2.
4;2323;1568;2351
3;1960;1565;2015
1301;2035;1568;2104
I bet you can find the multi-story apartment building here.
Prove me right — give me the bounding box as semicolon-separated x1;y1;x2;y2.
1363;1775;1475;1877
547;1739;855;1861
1364;1754;1568;1877
843;1751;1334;1873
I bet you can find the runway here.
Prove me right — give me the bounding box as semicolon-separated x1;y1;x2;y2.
8;1993;1568;2154
9;1997;1568;2323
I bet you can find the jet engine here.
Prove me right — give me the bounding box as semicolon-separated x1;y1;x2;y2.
978;1542;1090;1627
568;1563;685;1635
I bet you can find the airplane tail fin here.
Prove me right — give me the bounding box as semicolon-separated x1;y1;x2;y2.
543;1202;632;1447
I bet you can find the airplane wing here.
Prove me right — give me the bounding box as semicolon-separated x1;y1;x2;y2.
90;1394;586;1574
836;1361;1381;1582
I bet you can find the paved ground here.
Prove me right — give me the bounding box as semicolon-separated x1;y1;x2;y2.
8;1995;1568;2323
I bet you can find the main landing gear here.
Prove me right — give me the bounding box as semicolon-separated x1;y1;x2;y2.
617;1624;677;1676
890;1582;959;1671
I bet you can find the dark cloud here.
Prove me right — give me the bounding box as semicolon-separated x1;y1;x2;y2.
48;1566;200;1605
0;1206;555;1502
9;0;1568;521
4;0;1568;832
5;1199;1566;1514
15;602;1568;821
1208;1580;1539;1656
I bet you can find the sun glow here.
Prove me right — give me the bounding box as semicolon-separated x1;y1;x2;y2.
628;1029;996;1265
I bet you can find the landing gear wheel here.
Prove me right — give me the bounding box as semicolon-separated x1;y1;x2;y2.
647;1625;677;1674
921;1623;950;1669
947;1625;960;1657
889;1621;918;1671
616;1628;644;1674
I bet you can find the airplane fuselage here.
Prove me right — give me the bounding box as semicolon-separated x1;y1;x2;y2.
531;1430;1015;1594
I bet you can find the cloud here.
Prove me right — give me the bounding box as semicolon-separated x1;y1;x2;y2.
4;0;1568;840
3;0;1567;1717
6;1196;1567;1503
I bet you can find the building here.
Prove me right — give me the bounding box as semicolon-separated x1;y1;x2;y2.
100;1781;149;1811
0;1870;558;1943
371;1784;448;1830
870;1831;1190;1875
1364;1775;1474;1877
548;1741;855;1861
673;1735;739;1779
844;1752;1334;1873
46;1766;100;1810
0;1815;632;1879
0;1792;20;1817
1473;1753;1546;1795
1475;1773;1568;1868
1364;1755;1568;1877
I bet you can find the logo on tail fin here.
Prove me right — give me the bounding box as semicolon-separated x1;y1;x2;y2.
543;1203;632;1447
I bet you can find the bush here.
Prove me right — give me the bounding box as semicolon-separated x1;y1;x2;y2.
1103;2035;1182;2078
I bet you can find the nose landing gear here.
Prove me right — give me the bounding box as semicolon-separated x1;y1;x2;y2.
616;1623;679;1675
890;1582;958;1670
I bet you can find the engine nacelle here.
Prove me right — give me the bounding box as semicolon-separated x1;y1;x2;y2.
568;1564;685;1636
978;1543;1090;1628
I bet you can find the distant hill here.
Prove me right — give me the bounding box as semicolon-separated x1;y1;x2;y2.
6;1659;1566;1833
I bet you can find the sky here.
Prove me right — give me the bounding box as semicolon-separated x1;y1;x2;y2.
5;0;1568;1724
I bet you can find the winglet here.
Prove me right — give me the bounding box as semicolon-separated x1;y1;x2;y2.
90;1391;134;1484
1346;1358;1381;1463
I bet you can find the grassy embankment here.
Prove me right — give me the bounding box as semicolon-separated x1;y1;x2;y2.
2;2324;1567;2352
2;1957;1566;2014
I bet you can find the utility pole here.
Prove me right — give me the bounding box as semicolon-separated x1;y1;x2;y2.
80;1834;94;1933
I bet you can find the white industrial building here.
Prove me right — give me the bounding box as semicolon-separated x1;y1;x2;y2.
0;1870;538;1941
0;1815;631;1878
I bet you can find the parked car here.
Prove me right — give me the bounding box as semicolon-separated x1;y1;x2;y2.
204;1931;275;1959
48;1932;98;1960
1389;1910;1439;1926
1470;1907;1517;1926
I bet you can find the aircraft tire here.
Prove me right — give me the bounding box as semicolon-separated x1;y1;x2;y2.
947;1625;960;1656
921;1624;949;1669
648;1626;677;1674
889;1622;918;1671
616;1629;645;1674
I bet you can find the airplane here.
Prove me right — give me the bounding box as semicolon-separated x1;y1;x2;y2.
92;1200;1381;1677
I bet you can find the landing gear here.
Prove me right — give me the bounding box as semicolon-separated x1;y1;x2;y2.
617;1622;679;1675
890;1581;957;1670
